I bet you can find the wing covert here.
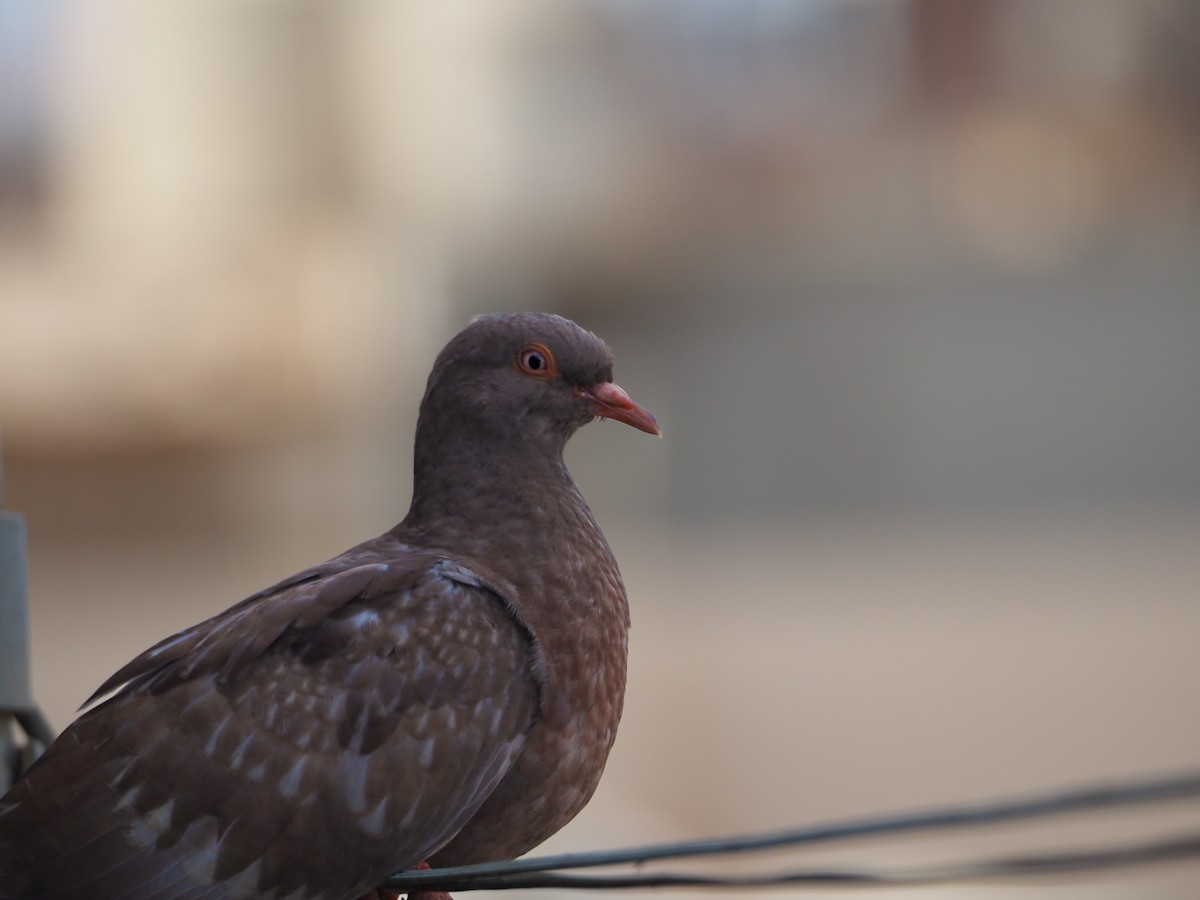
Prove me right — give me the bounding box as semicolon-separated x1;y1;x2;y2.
0;558;542;900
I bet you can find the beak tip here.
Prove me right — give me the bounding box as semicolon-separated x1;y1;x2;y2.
585;382;661;437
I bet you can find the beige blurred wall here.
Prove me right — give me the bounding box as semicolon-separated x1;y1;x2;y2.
2;2;1199;896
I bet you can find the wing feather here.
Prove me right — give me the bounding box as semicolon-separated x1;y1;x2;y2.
0;549;543;900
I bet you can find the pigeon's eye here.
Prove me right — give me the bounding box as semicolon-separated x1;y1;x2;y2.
516;343;557;378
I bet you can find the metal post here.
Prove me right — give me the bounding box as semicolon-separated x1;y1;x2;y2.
0;444;55;791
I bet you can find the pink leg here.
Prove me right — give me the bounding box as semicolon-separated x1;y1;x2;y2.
358;861;452;900
408;860;453;900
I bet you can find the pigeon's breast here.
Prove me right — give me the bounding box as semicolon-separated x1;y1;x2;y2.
429;506;630;864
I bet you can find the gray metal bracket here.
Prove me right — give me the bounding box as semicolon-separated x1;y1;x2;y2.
1;448;56;792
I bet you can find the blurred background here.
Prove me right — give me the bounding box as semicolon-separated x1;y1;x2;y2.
2;0;1200;896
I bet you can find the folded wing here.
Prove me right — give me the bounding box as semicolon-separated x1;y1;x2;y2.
0;553;542;900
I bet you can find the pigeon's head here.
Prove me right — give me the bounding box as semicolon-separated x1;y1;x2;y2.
417;313;659;454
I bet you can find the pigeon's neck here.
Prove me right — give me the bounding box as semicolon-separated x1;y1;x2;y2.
403;434;582;558
400;430;627;628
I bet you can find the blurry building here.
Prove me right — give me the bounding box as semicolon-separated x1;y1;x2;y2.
3;0;1198;522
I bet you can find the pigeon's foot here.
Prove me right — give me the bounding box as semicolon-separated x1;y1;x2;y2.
362;860;452;900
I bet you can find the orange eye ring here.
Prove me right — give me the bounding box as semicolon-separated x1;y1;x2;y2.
515;342;558;378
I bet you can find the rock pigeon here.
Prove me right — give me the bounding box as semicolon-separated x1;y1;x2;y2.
0;312;659;900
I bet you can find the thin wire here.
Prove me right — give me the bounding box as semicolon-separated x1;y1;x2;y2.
14;707;56;748
396;832;1200;891
384;771;1200;892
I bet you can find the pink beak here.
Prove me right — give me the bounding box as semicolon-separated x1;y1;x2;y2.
578;382;661;436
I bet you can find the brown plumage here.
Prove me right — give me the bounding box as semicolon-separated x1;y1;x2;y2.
0;313;659;900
